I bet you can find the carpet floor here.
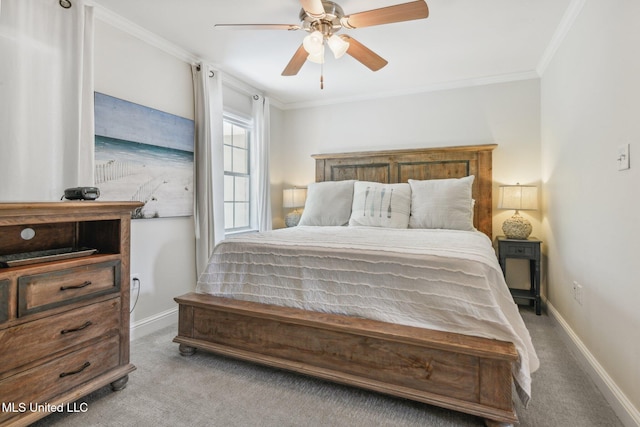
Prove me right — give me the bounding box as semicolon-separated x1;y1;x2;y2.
31;306;622;427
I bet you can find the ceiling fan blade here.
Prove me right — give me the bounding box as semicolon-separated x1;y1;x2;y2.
340;35;388;71
282;45;308;76
300;0;326;19
342;0;429;29
215;24;301;31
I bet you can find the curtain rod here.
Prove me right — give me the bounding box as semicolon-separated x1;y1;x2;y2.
195;65;263;99
195;65;215;78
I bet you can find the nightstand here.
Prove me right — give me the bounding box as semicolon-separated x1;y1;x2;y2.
497;236;542;315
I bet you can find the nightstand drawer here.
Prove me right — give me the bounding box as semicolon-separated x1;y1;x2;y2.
0;298;120;374
503;243;535;257
0;335;120;423
18;260;120;317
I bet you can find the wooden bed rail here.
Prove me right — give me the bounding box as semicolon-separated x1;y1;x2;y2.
174;292;518;426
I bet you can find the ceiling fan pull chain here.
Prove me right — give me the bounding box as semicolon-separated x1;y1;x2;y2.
320;62;324;90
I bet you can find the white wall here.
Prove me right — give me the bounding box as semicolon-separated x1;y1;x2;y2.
94;20;289;329
279;79;543;285
94;20;196;328
541;0;640;420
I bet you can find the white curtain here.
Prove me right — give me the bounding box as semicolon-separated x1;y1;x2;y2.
192;63;225;276
0;0;94;201
252;94;272;232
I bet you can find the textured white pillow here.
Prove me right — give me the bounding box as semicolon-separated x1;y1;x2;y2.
349;182;411;228
298;180;355;226
408;175;475;231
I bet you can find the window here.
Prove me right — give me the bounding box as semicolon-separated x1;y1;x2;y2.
223;117;252;232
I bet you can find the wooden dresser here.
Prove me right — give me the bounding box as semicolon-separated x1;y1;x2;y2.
0;202;142;426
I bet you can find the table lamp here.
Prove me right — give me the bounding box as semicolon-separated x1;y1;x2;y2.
283;187;307;227
498;184;538;239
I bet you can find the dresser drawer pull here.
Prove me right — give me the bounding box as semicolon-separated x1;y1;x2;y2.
60;281;92;291
517;248;524;253
60;321;93;335
59;361;91;378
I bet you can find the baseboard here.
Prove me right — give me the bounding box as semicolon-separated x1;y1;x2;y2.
130;307;178;341
546;301;640;427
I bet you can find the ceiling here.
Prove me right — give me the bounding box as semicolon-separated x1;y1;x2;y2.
91;0;574;109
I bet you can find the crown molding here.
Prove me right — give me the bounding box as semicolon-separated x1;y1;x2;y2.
536;0;586;76
93;4;199;64
221;73;269;102
278;70;540;110
93;4;272;103
92;3;570;112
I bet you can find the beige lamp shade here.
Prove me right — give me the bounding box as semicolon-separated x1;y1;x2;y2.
283;187;307;227
498;184;538;239
498;185;538;211
283;188;307;209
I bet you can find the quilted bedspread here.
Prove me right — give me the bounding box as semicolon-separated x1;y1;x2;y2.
196;226;540;404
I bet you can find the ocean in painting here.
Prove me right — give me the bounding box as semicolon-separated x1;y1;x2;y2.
95;136;193;218
94;92;194;219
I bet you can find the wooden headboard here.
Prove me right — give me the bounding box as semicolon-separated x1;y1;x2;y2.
312;144;497;237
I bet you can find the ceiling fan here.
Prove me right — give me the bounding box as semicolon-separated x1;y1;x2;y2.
215;0;429;82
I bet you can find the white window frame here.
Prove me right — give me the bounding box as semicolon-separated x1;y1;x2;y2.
223;112;255;235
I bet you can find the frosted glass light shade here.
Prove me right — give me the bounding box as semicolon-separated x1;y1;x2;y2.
303;31;324;55
327;34;349;58
307;48;325;64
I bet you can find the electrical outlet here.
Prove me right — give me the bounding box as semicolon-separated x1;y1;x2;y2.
617;144;630;171
573;280;583;305
131;273;140;291
576;283;584;305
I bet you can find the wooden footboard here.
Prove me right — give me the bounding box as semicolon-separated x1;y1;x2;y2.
173;293;518;426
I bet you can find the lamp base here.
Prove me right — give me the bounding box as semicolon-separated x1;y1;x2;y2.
502;212;532;240
285;210;302;227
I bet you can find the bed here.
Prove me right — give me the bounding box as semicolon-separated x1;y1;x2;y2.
174;144;539;426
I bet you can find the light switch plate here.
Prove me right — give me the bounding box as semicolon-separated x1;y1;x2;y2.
617;144;630;170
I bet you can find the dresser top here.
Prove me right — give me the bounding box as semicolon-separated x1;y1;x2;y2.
0;202;143;222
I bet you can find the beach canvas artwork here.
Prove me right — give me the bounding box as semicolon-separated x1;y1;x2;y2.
94;92;194;218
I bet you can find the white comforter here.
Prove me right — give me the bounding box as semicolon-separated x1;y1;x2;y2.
197;226;539;404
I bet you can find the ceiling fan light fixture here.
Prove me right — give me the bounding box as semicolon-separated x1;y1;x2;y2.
303;30;324;55
327;34;349;58
307;46;325;64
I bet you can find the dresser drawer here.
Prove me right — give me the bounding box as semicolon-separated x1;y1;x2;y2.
18;260;120;317
0;278;8;324
0;298;120;375
0;335;120;423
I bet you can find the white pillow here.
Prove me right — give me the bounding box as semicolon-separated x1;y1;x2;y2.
408;176;475;231
298;180;355;226
349;181;411;228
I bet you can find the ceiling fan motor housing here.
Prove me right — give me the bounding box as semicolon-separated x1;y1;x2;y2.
299;1;345;35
